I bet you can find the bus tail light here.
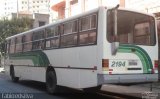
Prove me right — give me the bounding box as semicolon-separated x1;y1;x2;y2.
102;59;109;71
154;60;159;69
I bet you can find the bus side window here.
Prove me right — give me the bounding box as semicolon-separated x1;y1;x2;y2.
10;38;15;54
23;33;33;52
46;26;60;49
61;20;78;47
7;40;10;54
79;14;97;45
51;26;60;48
46;28;51;48
15;36;22;53
32;30;45;50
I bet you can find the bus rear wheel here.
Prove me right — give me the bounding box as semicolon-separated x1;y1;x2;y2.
10;66;19;82
46;70;57;94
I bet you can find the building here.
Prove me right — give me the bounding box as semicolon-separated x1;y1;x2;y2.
125;0;160;18
51;0;125;20
10;13;49;28
0;0;50;19
0;0;17;18
0;0;50;27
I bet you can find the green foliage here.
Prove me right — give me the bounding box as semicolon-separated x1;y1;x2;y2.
0;17;33;54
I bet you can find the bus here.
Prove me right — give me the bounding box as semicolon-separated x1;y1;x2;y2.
3;6;159;93
156;19;160;80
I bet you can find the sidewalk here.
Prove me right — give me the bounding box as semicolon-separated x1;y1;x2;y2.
101;83;160;98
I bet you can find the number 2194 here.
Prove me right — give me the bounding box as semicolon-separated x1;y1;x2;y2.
111;61;126;67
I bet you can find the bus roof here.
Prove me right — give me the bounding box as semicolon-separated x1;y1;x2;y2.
6;6;155;40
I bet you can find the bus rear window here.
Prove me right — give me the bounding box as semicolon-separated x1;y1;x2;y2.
107;10;156;46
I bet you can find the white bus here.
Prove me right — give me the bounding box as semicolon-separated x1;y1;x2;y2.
3;6;159;93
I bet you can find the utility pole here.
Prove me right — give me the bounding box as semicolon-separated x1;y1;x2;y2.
17;0;19;18
27;0;29;13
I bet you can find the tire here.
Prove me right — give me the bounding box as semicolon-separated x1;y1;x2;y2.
46;70;57;94
83;85;102;93
10;66;19;82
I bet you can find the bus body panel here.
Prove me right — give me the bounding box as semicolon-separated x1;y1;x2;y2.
104;43;158;74
44;46;98;88
7;58;46;82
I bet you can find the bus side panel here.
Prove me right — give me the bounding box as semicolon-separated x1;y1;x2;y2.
44;49;81;88
44;46;98;88
8;57;46;82
29;67;46;82
4;57;10;76
55;69;80;88
79;70;98;88
78;46;98;88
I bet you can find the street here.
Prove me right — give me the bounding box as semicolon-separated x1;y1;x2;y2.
1;70;160;99
0;72;113;99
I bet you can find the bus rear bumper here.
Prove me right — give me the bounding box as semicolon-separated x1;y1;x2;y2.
97;74;158;84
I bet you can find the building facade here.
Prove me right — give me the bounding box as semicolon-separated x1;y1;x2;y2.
125;0;160;15
51;0;125;20
10;13;49;28
0;0;50;19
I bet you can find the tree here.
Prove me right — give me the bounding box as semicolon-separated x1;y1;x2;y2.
0;17;33;64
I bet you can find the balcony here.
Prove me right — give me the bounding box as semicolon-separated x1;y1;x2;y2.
51;0;66;11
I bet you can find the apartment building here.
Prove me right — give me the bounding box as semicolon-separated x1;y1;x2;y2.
51;0;125;20
125;0;160;16
0;0;50;27
11;13;49;28
0;0;50;19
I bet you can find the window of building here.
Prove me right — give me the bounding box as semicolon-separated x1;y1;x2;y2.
39;21;45;27
70;0;78;5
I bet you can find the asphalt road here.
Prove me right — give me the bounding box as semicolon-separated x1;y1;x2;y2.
0;72;114;99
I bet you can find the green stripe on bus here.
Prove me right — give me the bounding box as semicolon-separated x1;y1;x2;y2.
118;44;153;73
9;51;50;66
